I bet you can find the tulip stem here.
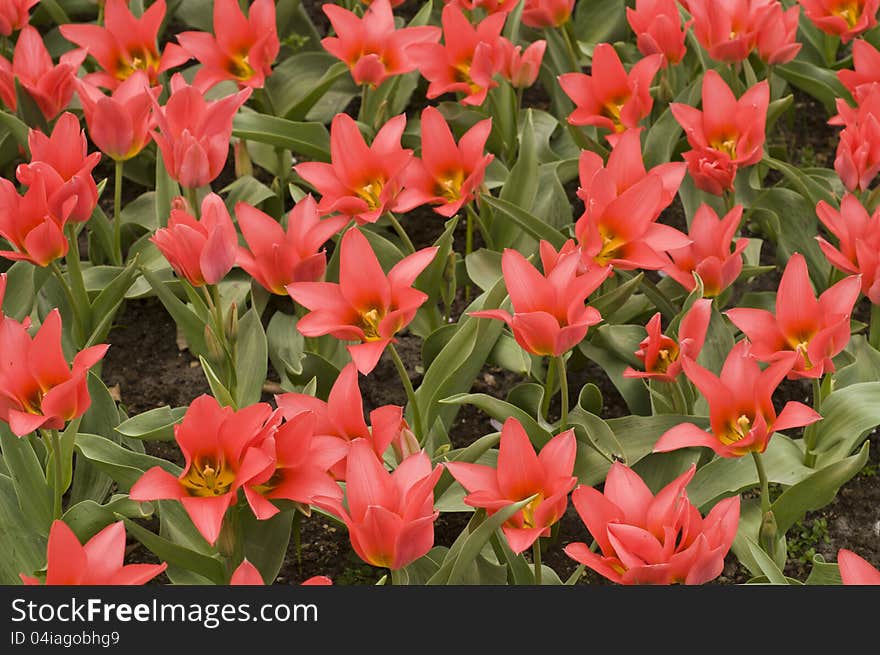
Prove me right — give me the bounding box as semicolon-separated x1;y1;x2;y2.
558;22;581;72
385;212;416;254
49;259;86;348
389;343;425;444
44;429;64;520
184;186;200;218
532;539;542;586
541;357;556;421
803;377;827;467
114;160;124;265
751;451;771;516
557;355;569;428
465;203;494;250
869;304;880;350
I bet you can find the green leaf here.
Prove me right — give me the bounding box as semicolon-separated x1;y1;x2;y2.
811;382;880;467
464;248;503;292
440;393;552;446
267;53;350;120
0;110;30;153
199;356;237;409
70;374;122;505
88;259;142;345
745;538;790;585
589;272;644;321
239;508;294;585
566;408;624;464
122;517;226;585
74;433;181;492
392;547;447;585
233;112;331;161
496;110;539;248
155;150;179;228
774;60;852;113
116;406;186;442
0;425;52;535
235;308;268;407
804;554;842;585
479;194;567;250
266;311;305;381
139;265;207;356
644;76;702;168
1;261;35;321
434;432;501;498
62;495;154;543
0;474;47;584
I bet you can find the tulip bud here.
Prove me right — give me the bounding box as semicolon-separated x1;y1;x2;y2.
205;324;225;364
225;302;239;343
171;194;190;214
759;509;778;559
392;422;420;463
234;139;253;179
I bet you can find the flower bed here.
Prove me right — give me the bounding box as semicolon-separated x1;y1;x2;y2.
1;0;879;587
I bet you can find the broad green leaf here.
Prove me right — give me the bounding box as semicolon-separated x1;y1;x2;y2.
240;508;295;585
392;547;447;585
70;374;122;505
267;311;306;381
233;112;331;161
62;495;154;542
123;517;226;585
774;60;852;113
746;538;790;585
0;474;47;584
74;432;180;491
0;426;52;535
139;265;208;356
1;261;35;321
235;308;268;407
199;355;237;409
440;393;553;446
479;194;567;250
496;110;539;248
465;248;503;292
804;554;842;585
116;406;186;442
811;382;880;467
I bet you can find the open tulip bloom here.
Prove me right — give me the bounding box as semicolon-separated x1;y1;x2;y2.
837;549;880;584
816;193;880;303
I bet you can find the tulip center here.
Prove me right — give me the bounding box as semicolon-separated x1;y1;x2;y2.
453;61;482;95
711;135;738;159
520;494;545;529
228;53;255;81
357;179;384;210
21;388;45;415
653;344;680;373
435;169;465;202
788;337;815;369
601;98;628;132
720;413;752;446
359;307;385;341
116;47;159;80
834;1;862;28
181;456;236;497
594;227;626;265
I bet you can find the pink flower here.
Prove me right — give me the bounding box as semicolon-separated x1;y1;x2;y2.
816;193;880;303
522;0;575;28
837;549;880;584
626;0;691;65
0;0;39;36
829;86;880;192
798;0;880;43
498;39;546;89
838;40;880;103
229;559;332;585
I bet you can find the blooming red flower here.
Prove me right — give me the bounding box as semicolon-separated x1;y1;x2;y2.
522;0;575;28
663;204;748;297
150;74;252;189
241;409;345;520
276;363;407;480
446;417;577;554
17;113;101;225
837;549;880;584
0;177;69;267
671;71;769;195
286;228;437;375
0;25;85;119
816;193;880;303
314;439;443;570
498;39;546;89
838;40;880;103
685;0;778;63
654;340;822;458
626;0;691;65
443;0;519;13
236;195;348;295
294;113;413;225
176;0;279;91
726;253;861;379
20;520;166;585
151;193;238;287
75;72;160;162
559;44;663;145
0;0;39;36
756;2;802;65
471;241;611;357
230;558;332;585
0;307;107;436
397;106;494;217
406;4;506;107
60;0;189;90
624;298;712;383
565;463;740;584
577;127;686;224
321;0;441;88
129;395;279;545
829;86;880;192
798;0;880;42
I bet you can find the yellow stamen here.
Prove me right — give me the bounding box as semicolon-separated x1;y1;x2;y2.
834;1;862;28
719;414;752;446
520;494;545;529
229;53;255;81
181;456;236;497
453;61;482;95
360;308;384;341
711;136;738;159
602;98;628;132
435;169;465;203
594;227;626;265
357;180;384;210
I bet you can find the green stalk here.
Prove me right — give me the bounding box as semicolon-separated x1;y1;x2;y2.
870;304;880;350
49;259;86;347
184;186;200;217
113;159;124;265
533;539;543;586
803;377;825;468
557;354;569;428
752;451;777;557
639;275;679;320
541;357;557;421
389;343;424;443
466;202;494;250
47;429;64;520
385;211;416;254
558;22;581;72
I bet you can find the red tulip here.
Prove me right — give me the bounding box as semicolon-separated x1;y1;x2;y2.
314;439;443;570
575;173;691;271
829;86;880;192
798;0;879;42
176;0;279;91
0;0;39;36
0;308;107;436
0;25;85;119
241;410;344;520
726;253;861;379
150;192;238;287
816;193;880;303
406;4;506;107
522;0;575;28
756;3;802;65
559;44;663;145
446;417;577;554
396;106;494;217
654;340;822;458
498;39;546;89
321;0;441;88
471;241;611;357
294;113;413;225
150;74;252;189
626;0;691;65
236;195;348;295
671;71;769;195
276;363;407;480
75;71;160;163
663;204;749;297
624;298;712;383
837;549;880;584
17;113;101;225
838;40;880;103
685;0;776;63
565;463;740;584
286;228;437;375
577;127;686;224
60;0;189;90
129;395;279;546
20;520;166;585
0;177;69;267
443;0;519;13
230;558;332;585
